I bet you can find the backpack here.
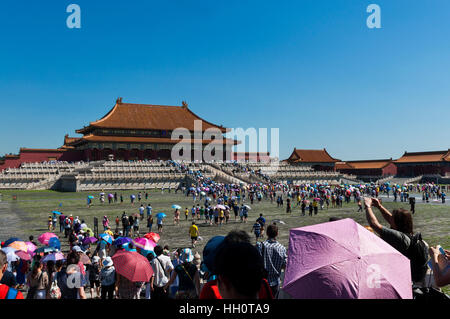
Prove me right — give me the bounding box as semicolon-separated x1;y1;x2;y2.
405;233;429;283
5;287;19;299
49;276;61;299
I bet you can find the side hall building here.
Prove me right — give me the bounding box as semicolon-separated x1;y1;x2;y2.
335;159;397;181
394;150;450;177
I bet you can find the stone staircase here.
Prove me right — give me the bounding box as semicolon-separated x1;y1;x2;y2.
205;163;248;185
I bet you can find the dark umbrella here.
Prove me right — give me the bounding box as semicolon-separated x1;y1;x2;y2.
82;237;98;245
114;237;132;246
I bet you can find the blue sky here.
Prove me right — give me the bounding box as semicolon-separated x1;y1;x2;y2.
1;1;449;160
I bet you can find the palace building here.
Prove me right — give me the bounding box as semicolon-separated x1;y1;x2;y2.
285;148;340;171
394;150;450;177
0;98;238;171
335;159;397;181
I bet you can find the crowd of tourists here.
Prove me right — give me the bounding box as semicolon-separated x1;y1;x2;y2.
0;177;449;299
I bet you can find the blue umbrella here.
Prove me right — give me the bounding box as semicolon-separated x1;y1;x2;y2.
114;237;132;246
123;243;137;252
3;237;22;247
155;212;166;219
141;249;156;258
52;211;62;215
48;237;61;250
172;204;181;209
99;233;113;244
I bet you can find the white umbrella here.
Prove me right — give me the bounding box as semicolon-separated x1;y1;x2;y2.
1;247;19;262
244;205;252;210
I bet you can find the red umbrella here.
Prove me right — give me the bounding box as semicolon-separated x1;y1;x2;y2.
144;232;160;243
111;250;153;282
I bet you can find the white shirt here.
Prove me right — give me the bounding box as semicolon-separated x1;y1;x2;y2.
150;255;174;287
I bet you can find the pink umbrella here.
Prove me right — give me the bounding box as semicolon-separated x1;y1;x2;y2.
38;233;58;245
133;238;156;251
15;250;32;261
25;241;37;253
283;218;413;299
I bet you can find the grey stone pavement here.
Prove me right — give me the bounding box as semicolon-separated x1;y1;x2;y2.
377;192;450;206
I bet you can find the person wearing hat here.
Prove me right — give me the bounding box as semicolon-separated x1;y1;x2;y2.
72;246;88;285
164;248;200;299
99;256;115;299
88;256;102;299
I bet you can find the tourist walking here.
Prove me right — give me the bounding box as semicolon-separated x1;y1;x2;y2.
26;261;49;299
149;245;174;300
256;224;287;298
147;214;154;232
87;256;101;299
189;222;199;248
99;257;116;300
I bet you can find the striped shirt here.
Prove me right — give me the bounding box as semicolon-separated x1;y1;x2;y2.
257;239;287;287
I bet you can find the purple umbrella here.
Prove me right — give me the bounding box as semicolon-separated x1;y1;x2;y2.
283;218;413;299
41;252;66;263
82;237;98;245
114;237;132;246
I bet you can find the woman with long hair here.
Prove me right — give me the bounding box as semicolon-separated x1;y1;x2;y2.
26;261;49;299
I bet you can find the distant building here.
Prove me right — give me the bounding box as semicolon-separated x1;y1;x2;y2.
336;159;397;181
285;148;340;171
394;150;450;177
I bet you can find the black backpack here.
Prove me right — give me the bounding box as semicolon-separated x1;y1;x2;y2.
405;233;429;283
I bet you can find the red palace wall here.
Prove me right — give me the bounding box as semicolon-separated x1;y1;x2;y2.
396;163;450;177
0;150;84;172
381;162;398;176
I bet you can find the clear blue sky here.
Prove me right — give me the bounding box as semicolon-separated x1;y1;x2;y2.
1;1;449;160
